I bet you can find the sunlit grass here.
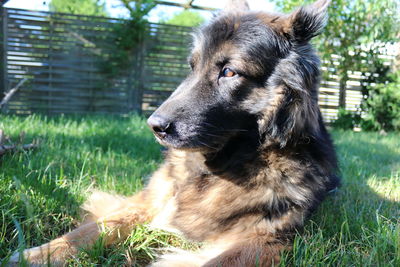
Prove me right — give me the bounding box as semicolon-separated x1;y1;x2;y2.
0;115;399;266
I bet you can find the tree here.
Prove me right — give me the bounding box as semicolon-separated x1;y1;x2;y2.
99;0;158;79
119;0;157;21
273;0;399;108
49;0;108;16
163;10;205;27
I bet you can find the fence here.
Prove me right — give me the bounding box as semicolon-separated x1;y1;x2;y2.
1;8;191;116
0;8;394;121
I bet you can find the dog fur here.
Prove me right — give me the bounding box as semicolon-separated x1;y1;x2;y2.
10;0;340;266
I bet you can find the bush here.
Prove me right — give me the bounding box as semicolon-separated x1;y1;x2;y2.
331;108;361;130
361;77;400;132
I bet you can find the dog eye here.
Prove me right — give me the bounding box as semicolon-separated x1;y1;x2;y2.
189;61;195;70
222;68;236;78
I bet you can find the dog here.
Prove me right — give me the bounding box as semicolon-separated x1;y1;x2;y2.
10;0;339;265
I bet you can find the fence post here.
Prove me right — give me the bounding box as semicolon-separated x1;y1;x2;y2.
129;34;142;115
137;36;146;115
132;30;146;115
338;74;347;109
0;7;6;99
127;48;135;113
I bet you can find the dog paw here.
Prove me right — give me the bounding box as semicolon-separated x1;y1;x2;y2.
8;252;23;266
8;246;55;267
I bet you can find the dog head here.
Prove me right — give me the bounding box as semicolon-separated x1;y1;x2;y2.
148;0;329;151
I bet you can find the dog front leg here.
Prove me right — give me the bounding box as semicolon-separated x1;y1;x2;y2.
9;163;176;266
9;193;151;266
10;167;175;265
202;236;286;267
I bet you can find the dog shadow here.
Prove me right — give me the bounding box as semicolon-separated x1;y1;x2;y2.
290;132;400;263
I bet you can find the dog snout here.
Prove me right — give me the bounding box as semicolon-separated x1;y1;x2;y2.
147;114;171;139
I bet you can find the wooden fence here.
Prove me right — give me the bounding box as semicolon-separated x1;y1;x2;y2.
0;8;394;121
1;8;192;116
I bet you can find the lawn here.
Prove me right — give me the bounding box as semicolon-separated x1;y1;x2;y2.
0;114;399;266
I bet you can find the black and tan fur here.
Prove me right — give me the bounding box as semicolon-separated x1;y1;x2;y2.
10;0;340;266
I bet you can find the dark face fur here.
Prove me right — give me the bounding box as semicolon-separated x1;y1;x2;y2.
148;1;329;152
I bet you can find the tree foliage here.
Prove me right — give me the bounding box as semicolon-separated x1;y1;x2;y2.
99;0;157;79
119;0;157;21
361;72;400;131
163;10;205;27
49;0;108;16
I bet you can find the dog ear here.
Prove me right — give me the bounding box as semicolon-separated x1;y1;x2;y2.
288;0;330;42
223;0;250;12
267;88;321;147
259;54;321;147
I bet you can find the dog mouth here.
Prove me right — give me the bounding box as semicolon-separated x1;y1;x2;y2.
148;118;229;151
153;134;168;146
152;131;224;152
147;111;256;152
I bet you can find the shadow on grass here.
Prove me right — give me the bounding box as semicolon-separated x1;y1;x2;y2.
285;133;400;265
51;130;163;162
323;133;398;228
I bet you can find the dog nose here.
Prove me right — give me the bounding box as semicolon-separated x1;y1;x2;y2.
147;115;171;138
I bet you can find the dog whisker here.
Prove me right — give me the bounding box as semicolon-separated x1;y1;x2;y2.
202;132;223;138
197;140;219;150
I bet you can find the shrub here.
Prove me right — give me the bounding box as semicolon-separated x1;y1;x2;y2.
331;108;361;130
361;77;400;132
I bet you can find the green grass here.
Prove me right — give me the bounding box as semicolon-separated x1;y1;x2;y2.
280;130;400;266
0;114;399;266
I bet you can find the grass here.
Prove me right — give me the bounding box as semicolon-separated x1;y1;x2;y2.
0;114;399;266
